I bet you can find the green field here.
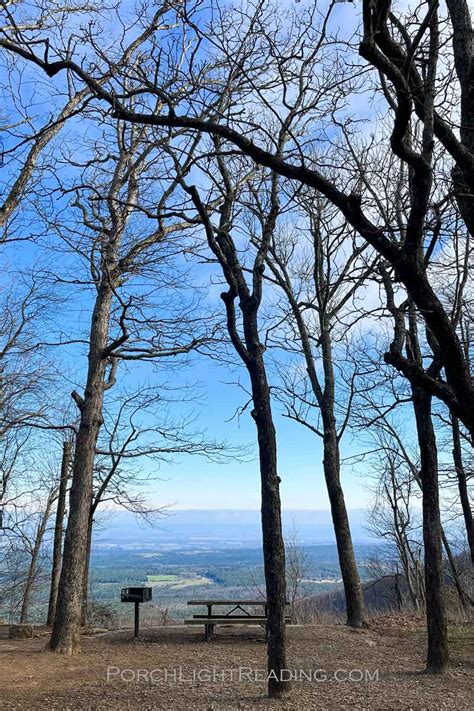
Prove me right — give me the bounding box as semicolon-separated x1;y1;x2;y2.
146;573;213;588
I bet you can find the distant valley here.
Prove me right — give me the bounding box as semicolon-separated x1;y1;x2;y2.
87;509;380;625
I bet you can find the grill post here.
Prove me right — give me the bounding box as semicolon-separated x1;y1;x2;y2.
120;587;152;638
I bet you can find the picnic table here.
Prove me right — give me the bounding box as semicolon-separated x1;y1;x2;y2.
185;599;291;640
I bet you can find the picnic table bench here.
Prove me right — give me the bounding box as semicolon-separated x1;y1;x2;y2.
185;599;291;640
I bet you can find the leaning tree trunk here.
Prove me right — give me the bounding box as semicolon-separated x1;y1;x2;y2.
319;327;367;628
451;415;474;564
20;564;35;624
285;296;367;627
247;351;289;698
20;549;39;624
412;385;449;673
322;416;367;627
49;284;112;654
20;494;55;623
47;439;73;626
441;527;470;615
399;539;422;611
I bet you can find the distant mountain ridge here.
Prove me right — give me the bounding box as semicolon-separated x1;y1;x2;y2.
92;508;376;547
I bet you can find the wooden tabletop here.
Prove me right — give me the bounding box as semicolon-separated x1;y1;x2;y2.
187;600;267;606
187;600;289;605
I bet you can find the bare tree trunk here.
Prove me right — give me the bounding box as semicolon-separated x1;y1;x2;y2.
389;491;425;610
187;168;290;698
265;253;368;629
412;385;449;673
49;284;112;654
394;515;421;611
81;509;93;627
415;558;426;607
322;415;367;627
441;527;470;614
402;548;422;611
246;351;289;698
20;550;39;624
318;321;367;627
20;493;56;623
47;439;72;626
451;415;474;563
444;0;474;237
20;564;36;624
394;567;403;611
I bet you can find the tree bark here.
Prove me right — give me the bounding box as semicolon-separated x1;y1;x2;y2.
49;283;113;654
398;537;422;611
445;0;474;237
20;560;36;624
20;541;41;624
412;385;449;673
451;415;474;563
322;419;367;627
319;325;367;628
246;350;289;698
47;439;73;626
80;509;93;627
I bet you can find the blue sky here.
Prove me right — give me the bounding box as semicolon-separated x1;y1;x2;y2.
2;230;373;513
136;355;371;511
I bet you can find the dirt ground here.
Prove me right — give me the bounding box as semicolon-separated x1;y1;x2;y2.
0;619;472;710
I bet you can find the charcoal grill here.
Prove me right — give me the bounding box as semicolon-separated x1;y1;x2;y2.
120;586;152;637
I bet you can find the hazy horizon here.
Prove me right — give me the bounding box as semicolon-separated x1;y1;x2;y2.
92;507;379;547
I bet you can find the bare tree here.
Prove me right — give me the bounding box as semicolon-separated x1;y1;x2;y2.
19;484;56;623
0;1;112;238
182;149;290;696
285;524;310;622
359;0;474;248
0;272;57;529
367;447;425;611
356;305;450;674
39;110;211;654
265;194;371;628
0;436;62;623
0;0;472;688
7;0;472;435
